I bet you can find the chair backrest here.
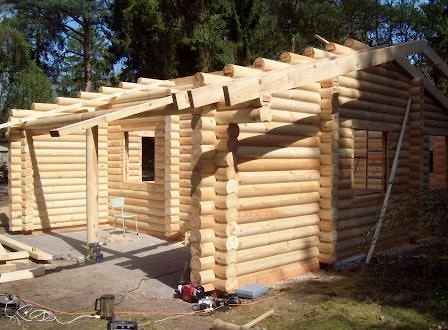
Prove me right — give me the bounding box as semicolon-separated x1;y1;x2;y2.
110;197;125;209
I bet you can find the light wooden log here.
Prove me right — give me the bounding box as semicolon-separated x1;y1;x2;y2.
239;192;319;210
214;235;239;251
214;250;237;265
344;38;370;50
193;72;232;87
238;181;319;198
325;42;356;54
237;214;319;237
279;52;313;64
190;256;215;271
222;64;260;78
213;221;239;237
215;106;272;124
236;236;318;263
237;146;319;159
237;158;320;171
253;57;290;71
238;133;319;148
238;122;320;137
236;247;319;276
271;97;321;114
238;170;319;185
272;89;321;104
213;277;238;292
191;242;216;257
239;204;319;224
338;75;409;99
191;269;215;285
86;127;98;245
303;47;334;59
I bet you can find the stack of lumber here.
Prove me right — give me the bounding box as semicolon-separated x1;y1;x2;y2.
0;235;53;283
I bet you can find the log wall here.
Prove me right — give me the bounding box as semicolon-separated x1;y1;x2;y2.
107;115;181;238
234;85;322;286
8;125;109;231
327;67;415;260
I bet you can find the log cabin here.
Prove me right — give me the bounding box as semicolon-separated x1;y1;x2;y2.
5;38;448;292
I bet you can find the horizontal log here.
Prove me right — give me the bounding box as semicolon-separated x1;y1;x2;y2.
238;170;319;185
237;225;318;251
338;75;409;99
190;256;215;271
271;97;321;114
237;214;319;237
191;269;215;285
236;247;319;276
238;133;319;148
235;236;318;264
213;277;238;293
239;203;319;224
239;191;320;210
237;146;319;159
238;122;320;137
238;181;319;198
279;51;314;64
237;158;320;171
215;106;272;124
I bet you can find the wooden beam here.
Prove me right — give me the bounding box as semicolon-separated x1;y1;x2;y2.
51;96;173;137
395;57;448;109
86;126;98;245
422;43;448;78
223;40;426;106
0;267;45;283
0;234;53;260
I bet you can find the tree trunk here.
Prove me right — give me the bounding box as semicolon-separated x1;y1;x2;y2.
83;17;92;92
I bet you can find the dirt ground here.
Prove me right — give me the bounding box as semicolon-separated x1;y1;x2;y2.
0;184;447;329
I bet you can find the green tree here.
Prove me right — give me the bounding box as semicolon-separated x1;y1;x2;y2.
0;22;53;124
5;63;54;110
5;0;112;92
420;0;448;92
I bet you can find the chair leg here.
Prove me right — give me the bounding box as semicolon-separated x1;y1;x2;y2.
112;217;117;233
135;216;139;236
122;217;126;236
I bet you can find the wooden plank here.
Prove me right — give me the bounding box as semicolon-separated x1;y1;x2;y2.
0;251;29;261
52;96;173;137
0;235;53;261
0;267;45;283
0;264;17;273
394;57;448;110
223;40;426;106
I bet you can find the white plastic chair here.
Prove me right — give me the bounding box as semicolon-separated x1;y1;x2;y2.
109;197;138;235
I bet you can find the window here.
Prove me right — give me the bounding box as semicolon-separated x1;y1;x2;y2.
141;137;155;182
353;130;387;194
123;132;155;182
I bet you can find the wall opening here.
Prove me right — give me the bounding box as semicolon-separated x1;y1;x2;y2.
353;130;387;194
429;135;447;189
142;136;155;182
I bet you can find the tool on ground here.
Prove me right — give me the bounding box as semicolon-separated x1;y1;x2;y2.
94;294;115;320
107;319;138;330
86;242;105;263
212;308;275;330
236;283;269;299
174;282;205;303
0;294;20;317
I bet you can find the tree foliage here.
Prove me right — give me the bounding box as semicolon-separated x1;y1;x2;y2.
0;0;446;121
